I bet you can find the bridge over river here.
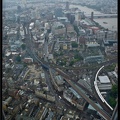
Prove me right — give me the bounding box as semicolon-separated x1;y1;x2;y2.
85;13;117;19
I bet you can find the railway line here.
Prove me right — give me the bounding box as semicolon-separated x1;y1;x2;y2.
23;23;114;120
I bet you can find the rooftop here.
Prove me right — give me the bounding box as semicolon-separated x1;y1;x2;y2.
55;77;65;85
83;48;101;57
98;75;110;83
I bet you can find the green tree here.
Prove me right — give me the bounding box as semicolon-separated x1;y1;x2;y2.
71;42;78;48
111;84;118;98
107;84;118;108
21;44;26;50
69;61;74;66
16;55;21;62
74;54;83;61
109;97;116;108
53;52;59;57
59;61;66;66
60;51;63;56
106;64;116;71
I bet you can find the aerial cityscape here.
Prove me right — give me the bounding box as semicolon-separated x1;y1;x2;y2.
2;0;118;120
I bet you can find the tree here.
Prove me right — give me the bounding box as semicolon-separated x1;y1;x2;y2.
107;84;118;108
111;84;118;98
21;44;26;50
16;55;21;62
54;52;59;57
74;54;83;61
109;97;116;108
59;60;66;66
69;61;74;66
106;64;116;71
71;42;78;48
60;51;63;56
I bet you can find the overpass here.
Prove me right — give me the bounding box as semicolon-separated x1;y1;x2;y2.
111;102;118;120
85;14;117;19
94;66;113;111
55;68;111;120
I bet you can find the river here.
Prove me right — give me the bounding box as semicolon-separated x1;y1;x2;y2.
70;4;117;31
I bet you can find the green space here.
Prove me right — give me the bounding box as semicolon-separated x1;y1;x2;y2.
107;84;118;108
21;44;26;50
105;64;116;71
53;52;60;57
71;41;78;48
16;55;21;62
57;59;66;66
74;53;83;61
69;60;74;66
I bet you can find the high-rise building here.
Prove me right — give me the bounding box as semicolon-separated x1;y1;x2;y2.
17;6;22;13
65;12;75;24
91;12;94;21
66;2;69;10
75;12;81;26
54;8;63;18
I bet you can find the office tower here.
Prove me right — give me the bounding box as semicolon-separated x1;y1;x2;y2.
91;12;94;21
66;2;69;10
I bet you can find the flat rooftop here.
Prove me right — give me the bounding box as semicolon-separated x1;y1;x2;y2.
98;75;110;84
83;48;101;57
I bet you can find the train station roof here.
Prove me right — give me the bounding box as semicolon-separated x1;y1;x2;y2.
98;75;110;84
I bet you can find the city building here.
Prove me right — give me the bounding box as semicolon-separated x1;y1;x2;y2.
66;2;69;10
23;58;33;63
91;12;94;21
65;12;75;24
105;31;117;40
86;41;100;48
95;30;106;40
75;11;82;22
105;43;117;56
89;26;99;34
2;1;118;120
83;48;104;63
97;75;112;91
57;17;69;23
55;75;65;85
78;36;86;45
52;22;66;35
65;23;75;33
103;39;117;46
35;90;55;102
63;87;87;111
84;55;104;63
